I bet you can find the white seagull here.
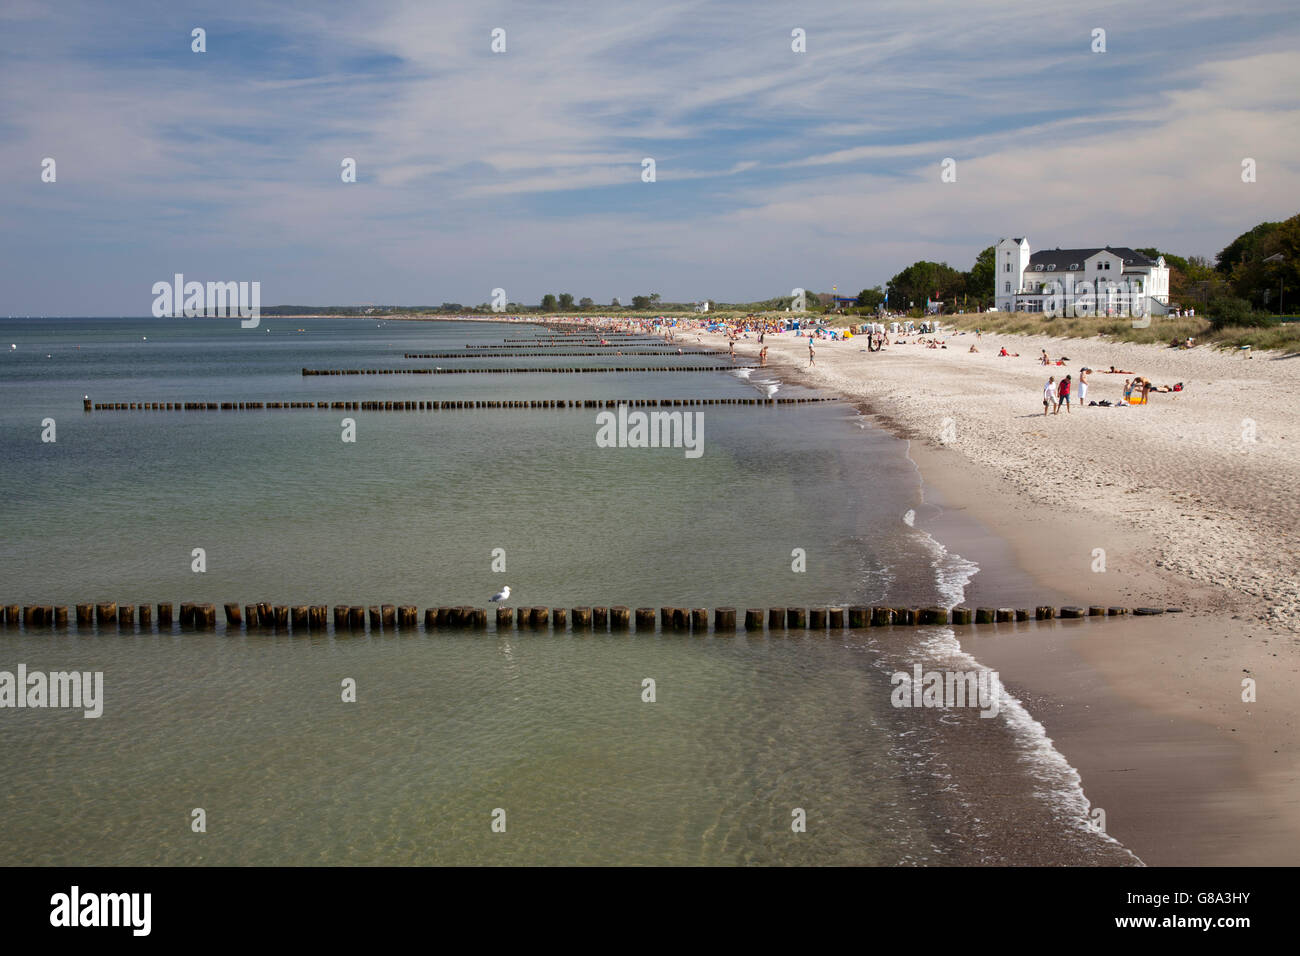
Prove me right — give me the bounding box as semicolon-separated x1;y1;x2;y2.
490;585;511;603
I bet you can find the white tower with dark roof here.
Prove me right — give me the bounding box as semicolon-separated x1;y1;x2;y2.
995;237;1030;311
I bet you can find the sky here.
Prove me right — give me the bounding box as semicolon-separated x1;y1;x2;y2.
2;0;1298;314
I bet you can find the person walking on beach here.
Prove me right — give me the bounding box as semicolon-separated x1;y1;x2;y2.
1043;375;1056;416
1055;374;1072;414
808;337;816;367
759;345;768;367
1078;367;1090;408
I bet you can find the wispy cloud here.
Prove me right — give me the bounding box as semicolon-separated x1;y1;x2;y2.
1;0;1297;312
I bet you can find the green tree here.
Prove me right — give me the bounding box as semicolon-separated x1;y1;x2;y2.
558;293;575;310
1216;221;1283;276
855;286;885;309
540;293;558;312
631;295;652;310
611;297;621;308
578;297;594;309
964;245;995;304
887;261;964;311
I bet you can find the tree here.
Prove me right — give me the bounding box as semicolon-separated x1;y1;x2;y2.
611;297;621;308
540;293;557;312
631;295;653;310
887;261;965;311
558;293;575;310
1215;221;1283;276
579;297;594;309
855;286;885;309
964;245;995;304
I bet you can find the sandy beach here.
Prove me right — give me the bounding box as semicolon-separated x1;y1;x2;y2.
678;319;1300;865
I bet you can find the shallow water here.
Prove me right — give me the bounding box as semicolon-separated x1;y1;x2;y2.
0;317;1134;865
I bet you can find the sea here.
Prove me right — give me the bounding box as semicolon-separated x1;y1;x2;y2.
0;316;1136;865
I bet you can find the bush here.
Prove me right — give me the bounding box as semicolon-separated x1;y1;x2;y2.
1209;296;1270;329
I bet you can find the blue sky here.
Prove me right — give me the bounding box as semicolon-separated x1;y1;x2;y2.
2;0;1298;314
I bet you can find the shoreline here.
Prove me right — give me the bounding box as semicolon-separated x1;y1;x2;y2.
676;320;1300;865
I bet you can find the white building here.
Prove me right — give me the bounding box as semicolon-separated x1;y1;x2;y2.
994;237;1171;316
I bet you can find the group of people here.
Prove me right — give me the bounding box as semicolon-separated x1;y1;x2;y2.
1042;368;1091;414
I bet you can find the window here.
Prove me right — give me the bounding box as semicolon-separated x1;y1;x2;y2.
1047;264;1056;271
1069;262;1079;270
1004;263;1011;272
1005;282;1011;293
1034;264;1043;271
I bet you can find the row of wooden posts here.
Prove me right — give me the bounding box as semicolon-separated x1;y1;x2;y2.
86;396;835;412
2;602;1179;633
300;365;752;375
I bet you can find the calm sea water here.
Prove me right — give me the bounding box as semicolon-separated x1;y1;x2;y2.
0;317;1133;865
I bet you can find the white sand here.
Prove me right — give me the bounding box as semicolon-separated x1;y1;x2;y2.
696;325;1300;631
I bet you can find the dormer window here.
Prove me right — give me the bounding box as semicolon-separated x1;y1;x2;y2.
1047;264;1056;271
1034;264;1044;271
1068;262;1079;270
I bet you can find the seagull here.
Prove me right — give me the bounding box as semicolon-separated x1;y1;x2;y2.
490;586;511;603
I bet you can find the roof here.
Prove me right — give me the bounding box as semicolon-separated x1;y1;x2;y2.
1027;246;1159;271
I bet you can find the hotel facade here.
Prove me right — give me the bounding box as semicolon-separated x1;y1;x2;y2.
994;237;1171;316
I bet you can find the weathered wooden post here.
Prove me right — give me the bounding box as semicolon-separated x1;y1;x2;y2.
157;603;173;627
671;608;688;630
531;607;549;629
1088;606;1105;617
1059;606;1084;619
974;607;995;624
572;607;592;629
951;607;972;625
291;606;308;629
714;607;736;631
381;605;396;629
225;603;242;627
809;608;827;629
551;607;568;629
768;608;784;630
54;606;69;627
495;606;513;629
785;607;807;629
424;608;438;629
368;606;382;630
828;607;844;629
870;606;893;627
96;602;118;626
76;604;93;627
399;605;417;627
1107;607;1126;616
179;602;196;628
995;608;1014;623
744;608;764;630
610;606;631;630
1035;606;1055;620
593;606;609;629
1015;609;1030;622
348;606;365;630
197;604;217;629
633;607;654;631
848;606;868;628
918;607;948;625
119;604;135;628
690;608;708;631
